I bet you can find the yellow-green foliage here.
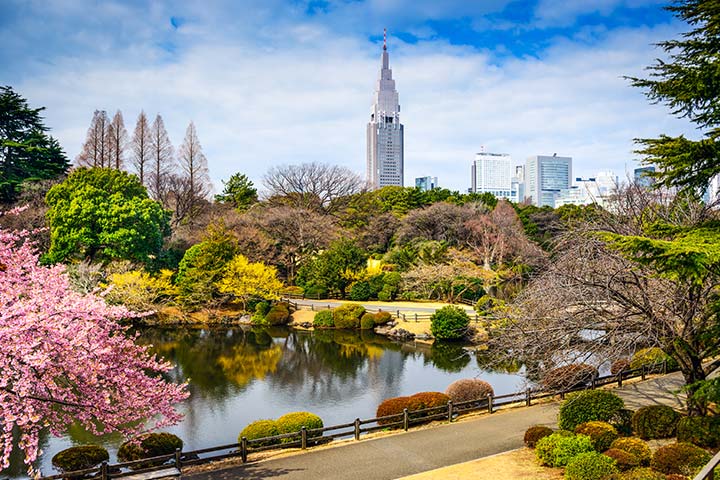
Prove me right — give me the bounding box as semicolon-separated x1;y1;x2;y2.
630;347;678;371
609;437;652;466
239;419;279;446
574;421;619;452
51;445;109;472
275;412;324;440
217;255;283;309
333;303;366;329
103;269;175;310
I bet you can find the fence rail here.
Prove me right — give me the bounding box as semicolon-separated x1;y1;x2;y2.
38;360;672;480
694;449;720;480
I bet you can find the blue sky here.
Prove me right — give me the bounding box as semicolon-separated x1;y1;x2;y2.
0;0;694;192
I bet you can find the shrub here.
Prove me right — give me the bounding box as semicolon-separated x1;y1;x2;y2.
575;421;619;452
611;359;630;375
524;425;554;448
104;270;174;310
304;284;328;299
313;309;334;328
117;433;183;463
333;303;366;329
603;448;640;471
376;396;410;425
665;475;689;480
265;302;291;325
676;415;720;448
445;378;494;403
377;285;394;301
565;451;619;480
630;347;678;371
407;392;450;413
275;412;324;440
631;405;680;439
610;437;652;466
542;364;598;391
239;419;279;446
52;445;109;472
349;281;372;301
558;390;625;431
374;310;393;325
536;432;594;467
608;467;666;480
252;301;271;324
651;442;711;476
430;306;470;340
360;313;376;330
609;408;635;437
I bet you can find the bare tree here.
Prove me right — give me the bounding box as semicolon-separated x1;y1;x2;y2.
262;162;364;214
130;111;152;185
176;121;211;223
396;202;479;246
106;110;127;170
76;110;109;168
148;114;174;205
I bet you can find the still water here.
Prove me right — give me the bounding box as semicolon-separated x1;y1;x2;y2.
11;327;527;478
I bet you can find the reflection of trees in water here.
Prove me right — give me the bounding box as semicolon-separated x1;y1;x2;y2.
475;349;523;374
427;342;472;372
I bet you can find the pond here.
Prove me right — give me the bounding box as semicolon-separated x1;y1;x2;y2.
9;327;528;478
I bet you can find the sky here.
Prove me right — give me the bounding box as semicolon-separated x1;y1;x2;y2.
0;0;698;193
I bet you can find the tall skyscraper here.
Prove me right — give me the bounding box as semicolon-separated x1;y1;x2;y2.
525;154;572;207
415;176;438;191
470;151;514;200
367;30;404;190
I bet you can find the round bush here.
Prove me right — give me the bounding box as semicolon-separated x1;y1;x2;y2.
445;378;494;403
630;347;678;371
676;415;720;448
265;302;291;325
524;425;554;448
651;442;711;476
313;309;334;328
610;437;652;466
430;306;470;340
610;467;666;480
575;421;619;452
631;405;680;439
535;432;594;467
542;364;598;391
558;390;625;431
611;359;630;375
239;419;279;446
360;313;376;330
376;396;410;426
407;391;450;412
52;445;109;472
609;408;635;437
603;448;640;471
117;433;183;463
333;303;366;329
565;451;619;480
665;475;690;480
349;281;372;301
374;310;393;325
275;412;324;440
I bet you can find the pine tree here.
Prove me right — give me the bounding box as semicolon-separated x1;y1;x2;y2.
130;111;152;185
148;114;174;205
106;110;127;170
77;110;109;168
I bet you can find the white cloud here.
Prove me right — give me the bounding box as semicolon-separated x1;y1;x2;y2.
533;0;667;28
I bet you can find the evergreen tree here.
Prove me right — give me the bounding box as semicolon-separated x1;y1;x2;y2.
0;86;69;202
215;172;257;211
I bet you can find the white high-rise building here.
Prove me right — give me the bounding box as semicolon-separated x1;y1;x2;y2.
525;154;573;207
367;30;404;190
471;151;513;200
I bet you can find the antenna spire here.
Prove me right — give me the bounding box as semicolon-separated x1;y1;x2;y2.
383;28;387;51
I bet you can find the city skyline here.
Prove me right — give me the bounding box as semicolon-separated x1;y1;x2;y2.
1;0;697;193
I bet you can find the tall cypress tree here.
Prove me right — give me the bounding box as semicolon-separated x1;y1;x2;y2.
0;86;69;202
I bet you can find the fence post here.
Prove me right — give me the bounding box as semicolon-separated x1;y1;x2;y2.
662;359;667;374
618;372;623;387
327;304;331;310
402;313;406;321
403;408;409;431
174;448;182;472
397;309;400;318
487;393;494;414
448;401;454;422
311;304;314;311
301;427;307;449
475;314;479;323
414;313;418;322
526;388;531;407
354;418;361;440
560;389;565;400
591;377;596;389
641;364;646;381
241;436;248;463
101;461;108;480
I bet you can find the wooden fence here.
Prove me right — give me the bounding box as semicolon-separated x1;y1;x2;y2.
38;361;672;480
694;449;720;480
284;299;483;323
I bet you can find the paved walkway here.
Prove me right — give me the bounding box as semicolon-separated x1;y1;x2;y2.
286;299;476;316
185;371;689;480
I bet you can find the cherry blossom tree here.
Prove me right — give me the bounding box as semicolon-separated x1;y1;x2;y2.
0;208;188;475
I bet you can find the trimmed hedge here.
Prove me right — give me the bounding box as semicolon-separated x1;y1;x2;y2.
610;359;630;375
609;437;652;466
52;445;109;472
430;306;470;340
630;347;677;371
239;419;279;446
524;425;553;448
607;467;666;480
650;442;711;476
535;432;594;467
376;396;409;425
445;378;494;403
117;433;183;466
565;451;619;480
574;421;618;452
541;363;598;391
374;311;393;325
603;448;640;471
406;392;449;413
333;303;366;329
360;313;376;330
313;310;334;328
558;390;625;431
376;392;450;426
276;412;323;439
631;405;680;439
676;415;720;448
609;408;635;437
266;302;291;325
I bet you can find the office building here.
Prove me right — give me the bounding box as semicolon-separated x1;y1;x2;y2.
634;166;656;187
471;152;514;200
415;176;438;191
555;171;618;208
525;154;572;207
